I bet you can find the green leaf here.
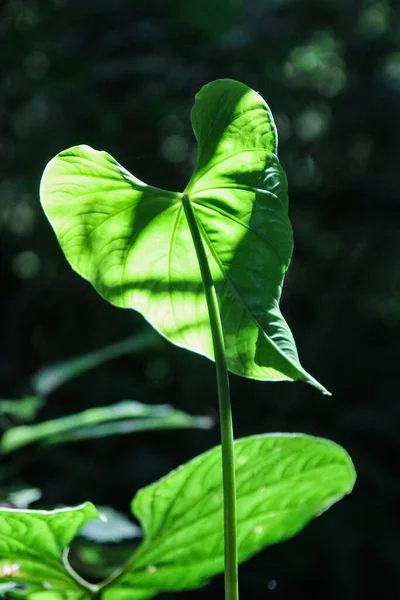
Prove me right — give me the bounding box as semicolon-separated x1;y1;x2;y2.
0;502;98;599
0;437;355;599
31;331;159;397
0;397;45;423
40;79;328;393
103;434;355;600
1;401;212;453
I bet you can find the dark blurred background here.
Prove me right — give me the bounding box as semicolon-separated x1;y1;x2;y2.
1;0;399;598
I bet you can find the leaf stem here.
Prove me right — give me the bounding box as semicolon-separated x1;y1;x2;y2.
62;548;100;596
182;194;239;600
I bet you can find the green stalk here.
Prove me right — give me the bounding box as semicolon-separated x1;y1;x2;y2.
182;194;239;600
62;548;99;597
96;195;239;600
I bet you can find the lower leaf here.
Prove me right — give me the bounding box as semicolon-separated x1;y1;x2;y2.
0;503;98;599
103;433;356;599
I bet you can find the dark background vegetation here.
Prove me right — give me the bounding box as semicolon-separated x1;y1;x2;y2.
1;0;399;598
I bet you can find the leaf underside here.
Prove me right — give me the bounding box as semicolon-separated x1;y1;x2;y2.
0;435;355;599
40;78;328;393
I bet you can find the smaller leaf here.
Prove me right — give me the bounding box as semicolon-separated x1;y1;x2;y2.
1;401;212;453
0;503;98;599
32;332;159;397
104;434;355;600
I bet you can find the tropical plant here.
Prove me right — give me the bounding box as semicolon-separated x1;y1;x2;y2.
0;79;355;600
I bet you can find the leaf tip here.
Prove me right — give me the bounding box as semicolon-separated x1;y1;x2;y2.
306;374;331;396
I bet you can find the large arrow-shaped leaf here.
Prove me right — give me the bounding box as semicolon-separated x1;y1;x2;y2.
103;434;355;600
40;79;327;393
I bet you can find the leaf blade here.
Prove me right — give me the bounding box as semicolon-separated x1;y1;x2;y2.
40;145;213;357
186;80;326;390
1;402;211;453
31;332;159;397
0;503;98;597
40;79;328;392
104;434;355;599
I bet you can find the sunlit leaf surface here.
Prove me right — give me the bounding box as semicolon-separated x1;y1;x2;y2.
40;79;328;393
0;436;355;599
0;503;97;599
104;434;355;600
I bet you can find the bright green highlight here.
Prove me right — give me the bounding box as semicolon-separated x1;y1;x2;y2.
0;435;355;599
0;502;98;599
40;79;328;393
103;434;354;599
1;400;211;453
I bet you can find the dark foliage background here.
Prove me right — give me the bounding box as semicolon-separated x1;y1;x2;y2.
1;0;399;598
